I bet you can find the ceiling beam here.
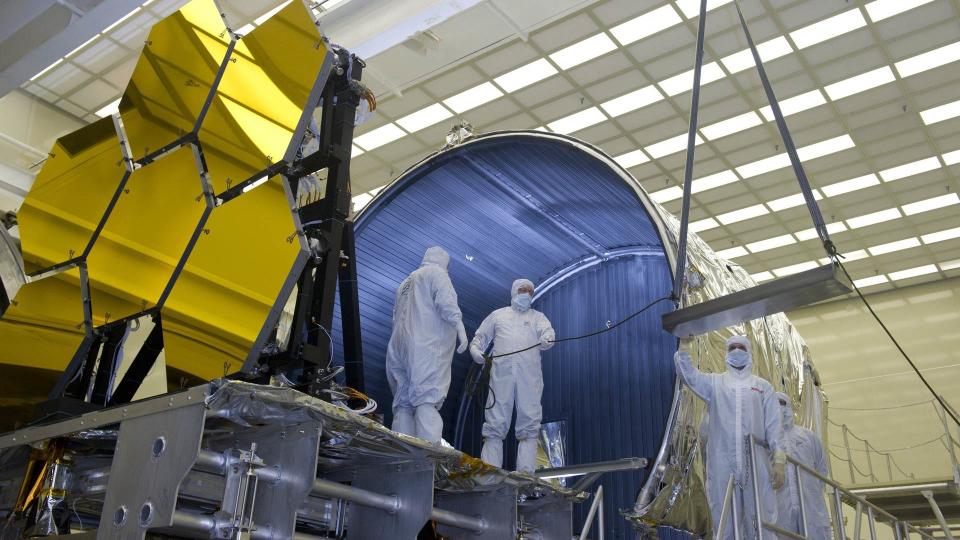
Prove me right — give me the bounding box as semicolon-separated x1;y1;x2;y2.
0;0;144;99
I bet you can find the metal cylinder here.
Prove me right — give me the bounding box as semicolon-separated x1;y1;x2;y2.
747;436;765;540
430;507;486;533
171;510;217;533
578;486;603;540
198;451;486;533
796;463;807;538
833;486;845;540
311;477;399;513
194;449;226;472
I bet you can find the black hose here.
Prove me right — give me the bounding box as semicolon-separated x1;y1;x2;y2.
483;294;673;360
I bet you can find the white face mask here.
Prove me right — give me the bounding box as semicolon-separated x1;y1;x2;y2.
726;349;750;369
513;292;532;310
781;406;794;427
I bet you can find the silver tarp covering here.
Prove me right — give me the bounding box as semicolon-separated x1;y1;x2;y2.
627;210;829;537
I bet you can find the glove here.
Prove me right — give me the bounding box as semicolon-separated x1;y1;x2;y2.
456;322;468;354
771;461;785;490
540;335;552;348
678;338;692;354
469;343;485;365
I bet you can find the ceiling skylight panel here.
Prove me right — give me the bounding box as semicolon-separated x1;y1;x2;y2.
254;1;291;25
720;37;793;74
610;5;682;46
674;0;734;18
902;194;960;215
895;41;960;78
645;133;704;158
494;59;558;93
735;136;851;179
549;33;618;70
30;58;64;81
658;63;726;96
919;99;960;125
796;135;855;160
600;85;664;117
833;249;868;263
921;226;960;244
824;66;895;100
878;156;940;181
944;150;960;166
716;246;749;259
717;204;768;225
353;123;406;150
790;9;867;50
94;98;122;118
845;208;902;229
442;82;503;113
736;153;790;179
759;90;827;121
865;0;933;22
795;222;847;241
751;271;774;282
396;103;453;133
747;234;796;253
853;275;889;288
867;237;921;255
701;111;763;140
614;149;650;169
772;261;818;277
692;170;739;193
651;187;684;203
888;265;938;281
547;107;606;134
767;191;823;212
821;174;879;197
352;191;374;209
690;217;719;232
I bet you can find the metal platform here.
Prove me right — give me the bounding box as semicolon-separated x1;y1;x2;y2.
850;479;960;529
663;262;853;337
0;381;586;539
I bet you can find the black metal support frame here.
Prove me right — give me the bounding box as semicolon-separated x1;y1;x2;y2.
41;46;367;415
274;56;366;394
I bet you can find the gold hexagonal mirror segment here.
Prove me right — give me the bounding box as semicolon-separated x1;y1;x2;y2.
162;171;302;379
16;117;126;272
84;146;208;323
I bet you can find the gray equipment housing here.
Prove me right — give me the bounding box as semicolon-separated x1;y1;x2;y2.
0;381;585;539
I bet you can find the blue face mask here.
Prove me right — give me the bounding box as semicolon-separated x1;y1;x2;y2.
726;349;750;369
513;292;532;310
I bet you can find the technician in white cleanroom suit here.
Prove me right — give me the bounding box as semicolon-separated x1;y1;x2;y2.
469;278;555;473
386;246;469;443
775;392;831;540
674;335;786;540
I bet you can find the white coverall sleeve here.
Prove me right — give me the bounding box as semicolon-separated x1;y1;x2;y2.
811;432;829;477
673;351;714;404
470;312;497;357
431;271;463;325
762;385;786;459
536;313;555;350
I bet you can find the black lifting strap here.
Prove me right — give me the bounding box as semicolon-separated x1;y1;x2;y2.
733;1;835;257
671;0;840;302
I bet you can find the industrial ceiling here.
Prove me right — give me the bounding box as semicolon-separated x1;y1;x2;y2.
3;0;960;296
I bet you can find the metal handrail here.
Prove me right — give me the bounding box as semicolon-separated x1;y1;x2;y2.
828;398;960;486
724;435;941;540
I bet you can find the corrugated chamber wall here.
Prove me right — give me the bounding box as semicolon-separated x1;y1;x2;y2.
333;133;680;539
